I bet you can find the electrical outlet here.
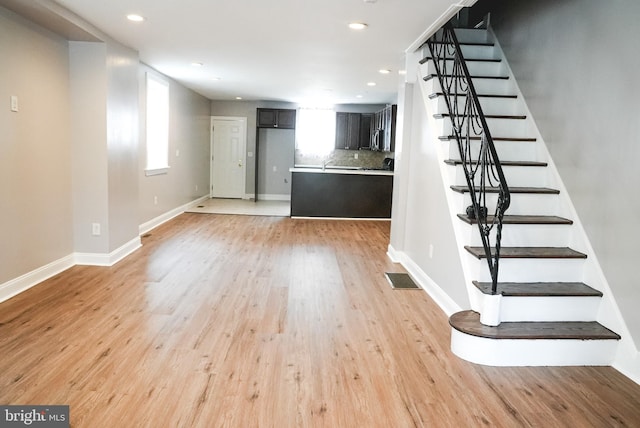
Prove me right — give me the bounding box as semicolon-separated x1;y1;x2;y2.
154;196;158;205
195;184;199;191
92;223;101;236
354;153;359;159
429;244;434;259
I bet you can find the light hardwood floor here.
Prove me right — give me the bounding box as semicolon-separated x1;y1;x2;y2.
1;214;639;427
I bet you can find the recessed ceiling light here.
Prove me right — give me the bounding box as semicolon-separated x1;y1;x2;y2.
191;62;203;67
348;22;368;30
398;70;407;75
379;69;391;74
235;97;243;100
126;14;145;22
367;82;377;87
356;95;364;99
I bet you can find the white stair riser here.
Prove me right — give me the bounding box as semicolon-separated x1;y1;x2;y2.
423;60;505;77
500;296;601;322
467;256;586;283
453;28;491;44
444;139;539;161
422;74;517;96
437;117;533;138
448;164;549;187
422;44;499;61
452;192;561;216
451;329;617;366
431;95;524;116
463;224;571;247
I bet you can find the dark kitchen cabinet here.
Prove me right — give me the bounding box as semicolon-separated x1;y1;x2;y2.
335;112;361;150
370;105;397;152
359;113;372;149
257;108;296;129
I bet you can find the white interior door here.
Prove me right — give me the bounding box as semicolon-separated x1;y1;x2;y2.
211;117;247;198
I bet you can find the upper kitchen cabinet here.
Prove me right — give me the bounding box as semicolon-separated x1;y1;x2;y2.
257;108;296;129
335;112;372;150
371;105;397;152
335;112;361;150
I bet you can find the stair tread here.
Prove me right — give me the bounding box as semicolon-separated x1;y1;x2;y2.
450;310;620;340
464;246;587;259
472;281;603;297
440;135;537;142
420;56;502;64
450;185;560;194
430;41;495;47
429;92;517;99
457;213;572;225
446;159;548;167
424;73;509;81
434;113;526;120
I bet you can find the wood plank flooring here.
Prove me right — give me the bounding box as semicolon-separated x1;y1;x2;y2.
1;213;639;427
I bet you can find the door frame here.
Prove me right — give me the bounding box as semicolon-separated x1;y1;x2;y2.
210;116;248;199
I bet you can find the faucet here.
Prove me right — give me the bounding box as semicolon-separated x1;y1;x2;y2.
322;155;333;171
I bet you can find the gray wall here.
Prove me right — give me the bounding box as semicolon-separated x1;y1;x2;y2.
486;0;640;343
69;41;109;254
1;5;213;291
257;128;295;198
0;7;73;283
138;64;211;225
391;81;469;309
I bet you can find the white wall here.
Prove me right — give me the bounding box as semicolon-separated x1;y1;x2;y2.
0;7;73;283
486;0;640;345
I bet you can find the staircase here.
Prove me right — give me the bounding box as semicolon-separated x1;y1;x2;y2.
419;25;621;366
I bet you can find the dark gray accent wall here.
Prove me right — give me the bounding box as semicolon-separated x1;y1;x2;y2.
485;0;640;344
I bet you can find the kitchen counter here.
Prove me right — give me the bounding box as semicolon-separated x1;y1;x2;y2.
290;166;394;176
289;167;393;219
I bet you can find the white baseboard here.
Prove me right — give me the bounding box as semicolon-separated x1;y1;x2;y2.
386;244;462;317
139;195;209;235
75;236;142;266
0;254;75;304
257;194;291;202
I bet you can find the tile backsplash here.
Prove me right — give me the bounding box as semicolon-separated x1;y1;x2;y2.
295;149;393;169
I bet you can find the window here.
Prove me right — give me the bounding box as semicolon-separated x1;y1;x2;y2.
295;107;336;156
145;73;169;175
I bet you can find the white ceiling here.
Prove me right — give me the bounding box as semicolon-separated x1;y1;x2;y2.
47;0;466;104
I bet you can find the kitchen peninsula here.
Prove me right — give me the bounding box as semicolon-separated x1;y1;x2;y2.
289;167;393;219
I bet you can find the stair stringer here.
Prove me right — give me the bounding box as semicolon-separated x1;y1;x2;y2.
416;28;636;369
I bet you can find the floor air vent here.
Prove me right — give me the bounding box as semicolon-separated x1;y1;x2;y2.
385;272;420;290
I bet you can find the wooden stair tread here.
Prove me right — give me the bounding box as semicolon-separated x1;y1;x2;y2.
429;41;495;47
464;246;587;259
450;185;560;194
445;159;548;167
457;213;571;225
439;135;537;142
420;56;502;64
424;74;509;81
429;92;517;99
434;113;526;120
450;310;620;340
472;281;603;297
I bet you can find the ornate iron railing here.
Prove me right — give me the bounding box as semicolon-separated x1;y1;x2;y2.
427;23;511;294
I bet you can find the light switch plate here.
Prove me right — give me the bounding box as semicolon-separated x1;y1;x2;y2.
10;96;18;112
